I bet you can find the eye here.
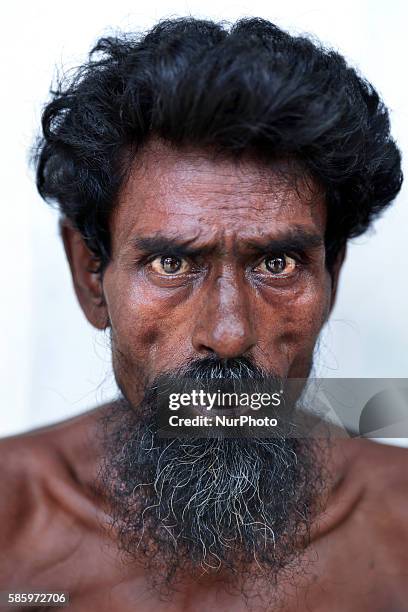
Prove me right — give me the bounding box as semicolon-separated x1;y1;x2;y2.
150;255;190;275
256;254;297;276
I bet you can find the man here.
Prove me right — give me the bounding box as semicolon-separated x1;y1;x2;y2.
0;16;407;611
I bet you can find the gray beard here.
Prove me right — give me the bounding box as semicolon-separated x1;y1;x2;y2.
98;359;327;597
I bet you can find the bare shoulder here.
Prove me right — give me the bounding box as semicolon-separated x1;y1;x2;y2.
352;438;408;492
0;409;105;588
344;439;408;556
335;437;408;514
0;428;59;584
0;426;59;521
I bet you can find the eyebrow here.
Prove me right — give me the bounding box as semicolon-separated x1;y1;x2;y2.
245;228;324;255
132;228;324;258
133;236;215;258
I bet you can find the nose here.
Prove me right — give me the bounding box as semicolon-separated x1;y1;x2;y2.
191;271;257;359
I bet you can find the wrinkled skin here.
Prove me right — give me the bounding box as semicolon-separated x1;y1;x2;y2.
0;140;408;611
73;141;335;395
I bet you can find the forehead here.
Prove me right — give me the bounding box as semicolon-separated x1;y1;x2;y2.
111;139;326;248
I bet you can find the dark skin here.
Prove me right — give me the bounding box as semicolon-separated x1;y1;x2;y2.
1;139;408;611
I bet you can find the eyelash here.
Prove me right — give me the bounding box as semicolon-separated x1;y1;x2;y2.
145;253;199;269
138;251;310;274
254;253;305;277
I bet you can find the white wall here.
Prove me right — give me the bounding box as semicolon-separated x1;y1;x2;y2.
1;0;407;437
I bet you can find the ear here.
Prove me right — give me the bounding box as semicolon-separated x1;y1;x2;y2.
328;244;347;317
60;218;109;330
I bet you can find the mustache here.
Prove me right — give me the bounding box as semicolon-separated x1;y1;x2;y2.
145;356;287;438
148;355;284;412
161;355;280;382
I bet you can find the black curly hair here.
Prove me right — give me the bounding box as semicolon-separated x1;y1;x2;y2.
34;17;403;274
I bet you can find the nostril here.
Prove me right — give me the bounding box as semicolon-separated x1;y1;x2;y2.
194;343;216;357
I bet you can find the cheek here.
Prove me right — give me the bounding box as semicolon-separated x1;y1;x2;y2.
106;280;159;363
102;268;191;374
272;276;331;372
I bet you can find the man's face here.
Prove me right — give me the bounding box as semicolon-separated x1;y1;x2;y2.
65;139;339;589
101;140;333;404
